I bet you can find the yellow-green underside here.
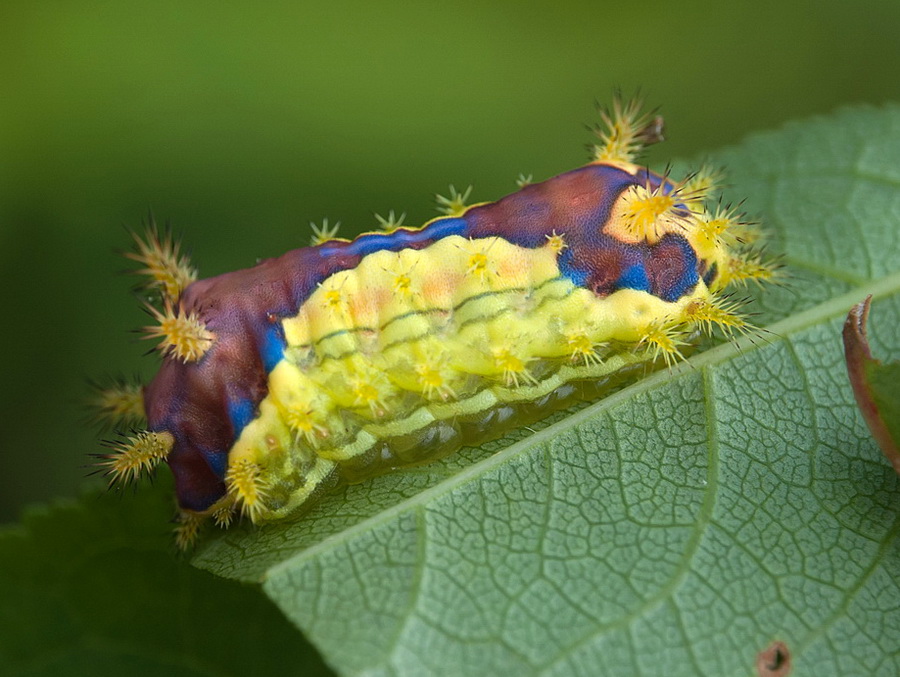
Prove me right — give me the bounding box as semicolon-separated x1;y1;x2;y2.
229;234;709;521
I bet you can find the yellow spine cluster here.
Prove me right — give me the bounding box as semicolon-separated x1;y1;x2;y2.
309;218;341;245
97;430;174;486
127;221;197;302
174;510;206;550
592;95;664;165
89;379;145;428
142;300;215;362
435;185;473;217
225;459;271;523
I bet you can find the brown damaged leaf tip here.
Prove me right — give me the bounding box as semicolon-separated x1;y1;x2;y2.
756;640;791;677
843;296;900;474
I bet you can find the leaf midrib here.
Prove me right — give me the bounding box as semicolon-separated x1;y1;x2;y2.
262;269;900;583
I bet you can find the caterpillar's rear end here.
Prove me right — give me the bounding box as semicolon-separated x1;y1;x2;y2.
92;97;775;548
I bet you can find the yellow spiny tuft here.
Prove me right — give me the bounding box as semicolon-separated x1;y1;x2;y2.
694;204;746;253
310;218;341;246
212;500;237;529
89;378;145;427
97;430;174;486
226;459;270;523
591;95;663;164
545;230;568;255
492;345;537;387
682;295;749;337
350;370;393;416
468;251;489;277
321;287;345;313
382;256;420;301
639;323;687;367
127;222;197;302
284;405;328;446
729;221;763;246
436;185;473;217
415;357;456;401
516;173;533;188
143;300;214;362
174;511;205;551
392;271;413;296
680;166;723;210
375;210;406;232
621;182;685;240
565;329;603;366
724;252;777;287
464;237;500;280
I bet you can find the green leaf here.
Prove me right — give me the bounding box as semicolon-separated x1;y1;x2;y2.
0;477;335;677
194;106;900;676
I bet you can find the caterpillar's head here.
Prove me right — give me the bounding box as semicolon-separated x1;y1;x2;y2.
94;225;257;546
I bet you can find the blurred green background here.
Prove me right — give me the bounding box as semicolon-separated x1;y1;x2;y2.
2;0;900;523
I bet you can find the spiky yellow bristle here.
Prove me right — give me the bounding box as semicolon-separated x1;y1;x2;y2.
639;322;687;367
414;357;456;401
127;222;197;302
143;300;214;362
621;182;685;240
565;329;603;366
592;95;663;164
350;370;393;416
212;499;237;529
492;345;537;387
174;511;205;551
284;405;328;445
693;204;748;254
89;379;145;427
683;295;750;337
97;430;174;486
436;185;473;217
225;459;270;523
309;218;341;246
375;210;406;232
680;166;723;210
724;253;777;287
545;230;568;254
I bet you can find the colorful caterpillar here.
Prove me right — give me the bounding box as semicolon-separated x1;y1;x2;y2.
93;98;774;548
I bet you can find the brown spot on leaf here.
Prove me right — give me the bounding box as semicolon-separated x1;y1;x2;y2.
756;640;791;677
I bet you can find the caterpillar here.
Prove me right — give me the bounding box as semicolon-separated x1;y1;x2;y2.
93;97;774;548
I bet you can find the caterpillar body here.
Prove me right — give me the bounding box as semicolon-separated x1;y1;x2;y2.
95;98;773;547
